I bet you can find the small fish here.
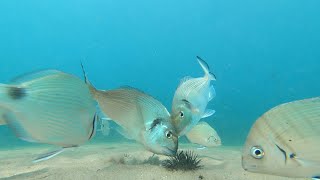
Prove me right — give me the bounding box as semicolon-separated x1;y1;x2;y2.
0;70;97;162
242;97;320;178
185;121;221;148
171;56;216;136
82;65;178;156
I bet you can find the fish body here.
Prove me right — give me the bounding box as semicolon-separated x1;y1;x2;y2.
186;121;221;147
90;87;178;156
0;70;97;149
81;65;178;156
242;97;320;178
171;56;216;136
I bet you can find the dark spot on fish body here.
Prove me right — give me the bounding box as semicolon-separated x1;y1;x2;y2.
181;99;192;110
149;118;162;131
289;153;296;159
8;87;26;100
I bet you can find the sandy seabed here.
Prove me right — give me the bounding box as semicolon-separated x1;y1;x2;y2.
0;143;308;180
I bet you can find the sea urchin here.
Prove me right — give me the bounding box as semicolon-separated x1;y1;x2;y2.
162;150;202;171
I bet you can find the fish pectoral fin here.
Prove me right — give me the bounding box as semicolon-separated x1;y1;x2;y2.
208;85;216;101
202;109;216;119
33;148;65;163
294;157;320;167
197;145;207;150
100;118;110;136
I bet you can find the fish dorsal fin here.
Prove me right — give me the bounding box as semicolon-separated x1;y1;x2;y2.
178;76;193;87
258;97;320;162
10;70;62;84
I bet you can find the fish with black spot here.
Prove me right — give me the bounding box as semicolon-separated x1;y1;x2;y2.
0;70;97;162
81;64;178;156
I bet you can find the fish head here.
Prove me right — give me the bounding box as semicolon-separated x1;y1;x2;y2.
206;133;222;147
143;118;178;156
171;99;197;135
241;120;289;176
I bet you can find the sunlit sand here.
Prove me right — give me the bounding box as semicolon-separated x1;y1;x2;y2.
0;143;307;180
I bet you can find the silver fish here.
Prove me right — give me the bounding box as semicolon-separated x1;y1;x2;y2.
186;121;221;148
171;56;216;136
0;70;97;162
82;65;178;156
242;97;320;178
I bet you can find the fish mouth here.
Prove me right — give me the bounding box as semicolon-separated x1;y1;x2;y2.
241;156;248;171
241;156;258;172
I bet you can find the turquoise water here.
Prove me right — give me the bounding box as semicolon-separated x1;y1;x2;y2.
0;0;320;149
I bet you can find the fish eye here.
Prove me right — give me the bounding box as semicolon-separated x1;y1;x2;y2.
250;146;265;159
179;111;184;118
165;130;173;139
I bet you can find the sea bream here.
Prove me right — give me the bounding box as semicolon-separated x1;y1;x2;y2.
171;56;216;136
81;64;178;156
0;70;97;162
185;121;221;149
242;97;320;179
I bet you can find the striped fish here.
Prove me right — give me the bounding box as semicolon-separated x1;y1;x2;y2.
171;56;216;136
81;64;178;156
242;97;320;178
186;121;221;148
0;70;97;162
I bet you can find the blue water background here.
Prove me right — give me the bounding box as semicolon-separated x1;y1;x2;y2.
0;0;320;148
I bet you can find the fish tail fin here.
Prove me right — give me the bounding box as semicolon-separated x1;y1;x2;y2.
80;62;98;97
196;56;216;81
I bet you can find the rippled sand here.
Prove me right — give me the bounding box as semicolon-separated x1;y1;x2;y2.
0;143;307;180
